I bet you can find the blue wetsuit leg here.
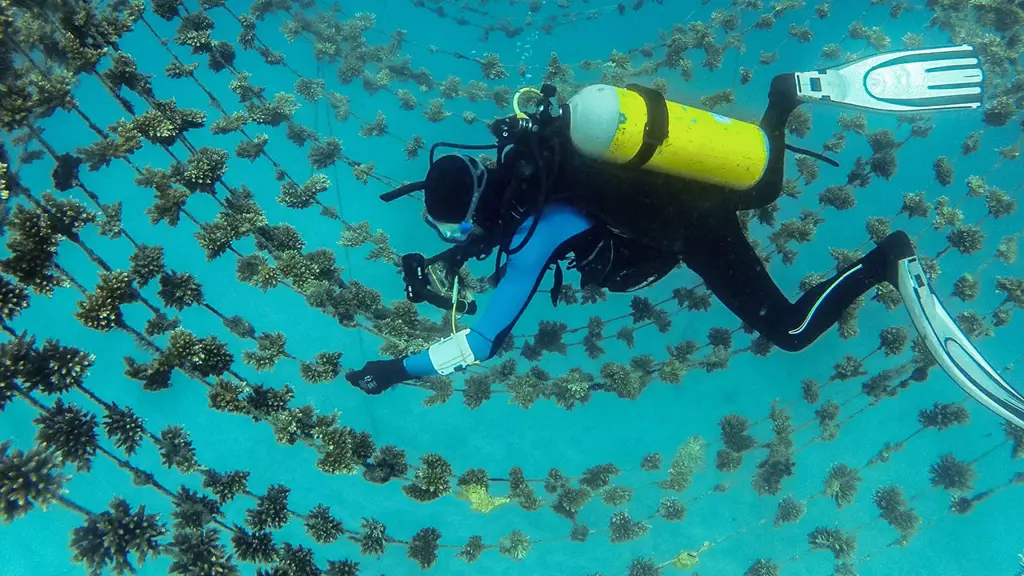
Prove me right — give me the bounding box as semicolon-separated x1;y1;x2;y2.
404;202;595;378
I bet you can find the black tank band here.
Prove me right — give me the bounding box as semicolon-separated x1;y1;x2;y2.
624;84;669;168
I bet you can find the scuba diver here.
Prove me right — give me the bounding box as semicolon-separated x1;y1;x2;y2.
345;44;1024;429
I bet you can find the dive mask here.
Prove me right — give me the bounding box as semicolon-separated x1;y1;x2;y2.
422;154;488;245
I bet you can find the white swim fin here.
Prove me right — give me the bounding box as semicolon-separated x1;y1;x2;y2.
795;44;984;114
897;256;1024;429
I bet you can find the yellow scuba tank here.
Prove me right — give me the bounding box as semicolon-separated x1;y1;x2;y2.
564;84;770;190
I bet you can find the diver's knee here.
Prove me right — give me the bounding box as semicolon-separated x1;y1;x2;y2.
765;333;811;353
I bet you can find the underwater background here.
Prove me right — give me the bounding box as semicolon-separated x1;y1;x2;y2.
1;0;1023;575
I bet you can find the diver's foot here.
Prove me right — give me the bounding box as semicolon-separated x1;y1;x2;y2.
877;230;916;285
768;73;801;113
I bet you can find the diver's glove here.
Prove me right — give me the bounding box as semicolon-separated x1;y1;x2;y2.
345;358;409;395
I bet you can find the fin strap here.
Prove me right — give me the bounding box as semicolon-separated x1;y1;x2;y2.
786;144;840;167
550;262;564;307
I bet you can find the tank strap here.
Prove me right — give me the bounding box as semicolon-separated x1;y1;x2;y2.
624;84;669;168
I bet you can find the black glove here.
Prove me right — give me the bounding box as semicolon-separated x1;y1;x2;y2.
345;359;410;395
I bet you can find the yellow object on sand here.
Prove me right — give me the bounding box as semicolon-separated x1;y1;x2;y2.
669;541;711;570
456;484;511;514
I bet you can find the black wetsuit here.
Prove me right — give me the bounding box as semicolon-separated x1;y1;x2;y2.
536;75;909;352
401;76;912;380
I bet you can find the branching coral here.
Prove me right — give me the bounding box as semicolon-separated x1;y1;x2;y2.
820;43;841;60
157;425;199;474
600;361;649;399
201;468;249;504
919;402;970;430
169;147;228;194
579;463;619;491
754;404;795;496
930;453;977;491
1004;422;1024;459
651;496;685;522
101;402;145;457
246;92;299;127
278;174;330;209
719;414;756;453
773;495;805;527
131;100;206;147
0;440;67;522
356;517;388;557
818;185;856;210
823;463;861;508
900;191;931;219
801;378;820;403
74;270;137;332
745;558;780;576
167;528;237;576
600;486;633;507
294;77;325;103
479;52;508;80
636;453;662;473
716;449;742;472
325;558;361;576
983;96;1017;127
408;527;442;569
985;186;1017;219
304;504;344;544
245;484;290;531
172;487;221;531
523;320;569;360
795;154;819;185
278;543;320;575
786;107;812;138
297;351;342;385
659;435;706;492
873;485;921;544
157;271;204;311
947;224;985;255
498;529;531;560
862;216;889;245
933;156;954;186
816;400;840;441
34;399;97;472
235;133;269;162
505;466;542;511
507;373;545;409
71;497;166;575
608;510;650;543
700;89;735;112
808;526;857;561
878;326;909;357
308;136;343;170
1;202;68;295
831;355;866;381
423;98;450;122
402;453;452;502
552;485;591;520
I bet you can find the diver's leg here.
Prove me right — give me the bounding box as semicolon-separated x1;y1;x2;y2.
733;74;802;211
682;214;914;352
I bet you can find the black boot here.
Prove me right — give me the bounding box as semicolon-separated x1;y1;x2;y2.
875;230;917;286
761;73;802;134
768;73;801;115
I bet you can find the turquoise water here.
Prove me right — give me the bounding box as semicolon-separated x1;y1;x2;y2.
1;0;1023;575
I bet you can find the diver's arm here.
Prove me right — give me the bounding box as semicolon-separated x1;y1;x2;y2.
402;202;595;379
